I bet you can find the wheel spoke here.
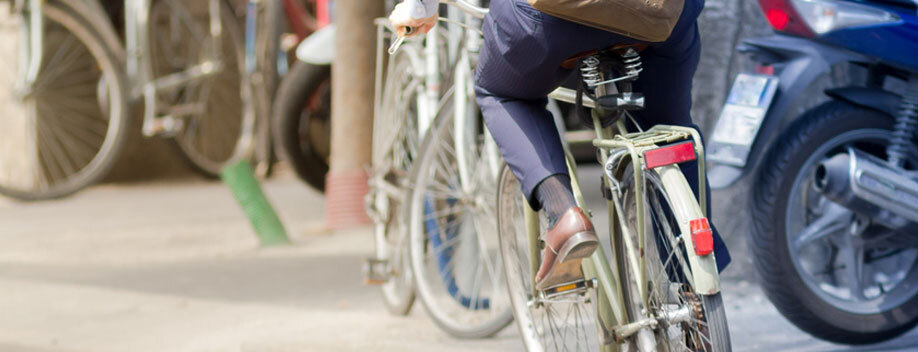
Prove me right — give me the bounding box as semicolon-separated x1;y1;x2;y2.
840;238;868;301
794;202;851;252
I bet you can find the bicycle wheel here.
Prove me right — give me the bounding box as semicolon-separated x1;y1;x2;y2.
0;2;129;200
271;61;330;191
496;164;604;351
407;94;513;338
149;0;256;177
618;164;731;351
369;45;423;315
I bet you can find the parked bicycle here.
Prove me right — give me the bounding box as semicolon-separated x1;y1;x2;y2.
367;0;514;337
0;0;255;200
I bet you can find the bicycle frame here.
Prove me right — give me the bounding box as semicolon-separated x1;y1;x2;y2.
525;86;722;347
124;0;226;137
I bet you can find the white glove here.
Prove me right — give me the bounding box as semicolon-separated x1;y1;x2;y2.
388;1;438;37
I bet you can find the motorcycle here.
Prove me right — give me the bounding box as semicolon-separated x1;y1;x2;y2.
707;0;918;344
272;0;334;192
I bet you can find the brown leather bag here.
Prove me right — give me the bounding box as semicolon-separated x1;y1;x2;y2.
527;0;684;42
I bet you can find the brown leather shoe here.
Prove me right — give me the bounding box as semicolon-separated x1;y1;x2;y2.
534;207;599;290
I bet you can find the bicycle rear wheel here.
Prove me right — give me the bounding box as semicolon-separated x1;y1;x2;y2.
149;0;256;177
618;164;731;351
496;164;604;351
407;95;513;338
0;2;129;200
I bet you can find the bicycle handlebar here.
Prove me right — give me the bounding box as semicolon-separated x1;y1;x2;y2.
443;0;489;19
386;0;489;55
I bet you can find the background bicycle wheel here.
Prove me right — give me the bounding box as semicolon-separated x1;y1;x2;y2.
0;1;129;201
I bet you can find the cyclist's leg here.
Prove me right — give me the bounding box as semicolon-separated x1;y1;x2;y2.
473;0;637;209
630;22;732;272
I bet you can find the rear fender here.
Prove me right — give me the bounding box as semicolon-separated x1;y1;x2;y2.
709;35;874;188
825;87;901;117
296;24;335;65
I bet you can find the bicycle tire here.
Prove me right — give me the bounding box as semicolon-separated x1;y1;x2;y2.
496;164;604;351
271;61;330;192
0;2;129;201
149;0;257;177
406;94;513;339
370;45;424;316
618;164;731;351
750;102;918;344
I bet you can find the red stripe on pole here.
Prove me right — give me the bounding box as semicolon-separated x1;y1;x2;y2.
325;168;371;229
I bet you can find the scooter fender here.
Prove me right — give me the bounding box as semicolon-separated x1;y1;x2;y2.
825;86;902;117
708;35;875;189
296;24;335;65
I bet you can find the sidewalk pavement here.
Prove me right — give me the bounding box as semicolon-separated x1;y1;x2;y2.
0;169;916;351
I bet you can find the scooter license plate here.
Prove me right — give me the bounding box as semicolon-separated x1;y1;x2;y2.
708;74;779;167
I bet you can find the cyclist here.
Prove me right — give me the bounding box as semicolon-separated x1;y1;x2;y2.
389;0;731;289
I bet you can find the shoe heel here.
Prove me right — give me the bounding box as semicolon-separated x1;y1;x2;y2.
558;231;599;262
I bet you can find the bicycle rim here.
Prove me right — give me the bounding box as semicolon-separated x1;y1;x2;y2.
496;164;603;351
618;165;731;352
150;0;256;176
0;2;128;200
407;99;512;338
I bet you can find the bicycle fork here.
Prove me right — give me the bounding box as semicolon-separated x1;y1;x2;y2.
14;0;43;96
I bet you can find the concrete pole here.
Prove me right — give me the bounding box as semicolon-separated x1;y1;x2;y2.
325;0;384;229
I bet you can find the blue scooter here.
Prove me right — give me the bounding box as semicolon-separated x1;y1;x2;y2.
707;0;918;345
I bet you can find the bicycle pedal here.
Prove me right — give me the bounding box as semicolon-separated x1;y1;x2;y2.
363;258;391;285
540;278;590;300
143;115;184;137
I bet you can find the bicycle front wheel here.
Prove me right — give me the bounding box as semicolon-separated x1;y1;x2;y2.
407;94;512;338
618;164;731;351
0;2;129;200
369;42;422;316
496;164;604;351
149;0;256;177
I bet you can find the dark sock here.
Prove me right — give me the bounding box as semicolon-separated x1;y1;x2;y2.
535;174;577;229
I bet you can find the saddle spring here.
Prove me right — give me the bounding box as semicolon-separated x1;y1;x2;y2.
580;56;603;87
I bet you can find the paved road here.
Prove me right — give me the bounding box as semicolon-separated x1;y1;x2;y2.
0;168;915;351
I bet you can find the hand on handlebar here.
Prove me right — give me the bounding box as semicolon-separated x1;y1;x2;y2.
388;1;438;37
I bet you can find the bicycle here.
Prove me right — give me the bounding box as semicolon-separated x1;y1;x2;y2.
0;0;129;200
496;47;732;350
129;0;255;177
0;0;256;200
364;4;456;316
395;0;516;338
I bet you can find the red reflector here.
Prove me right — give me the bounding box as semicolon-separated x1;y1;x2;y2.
689;218;714;256
644;141;696;170
755;64;775;76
